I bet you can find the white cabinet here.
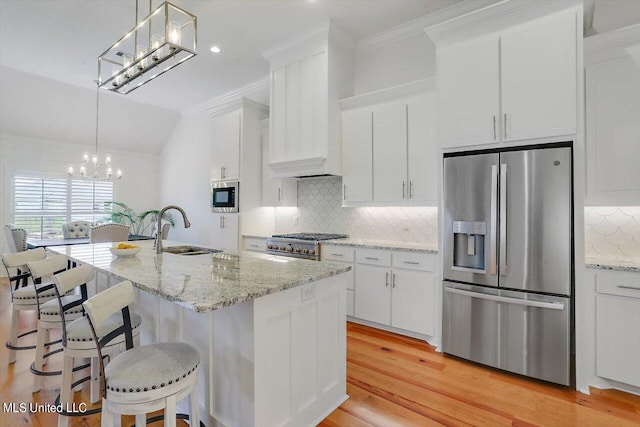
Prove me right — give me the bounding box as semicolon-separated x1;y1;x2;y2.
261;120;297;207
595;270;640;387
321;245;355;316
585;26;640;206
211;213;239;253
340;79;437;206
432;8;578;148
210;110;241;181
341;108;373;203
262;21;354;178
353;248;435;336
243;236;266;252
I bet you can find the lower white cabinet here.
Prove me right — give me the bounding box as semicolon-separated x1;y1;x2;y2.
210;213;239;253
595;270;640;387
353;248;435;337
322;245;355;316
243;236;266;252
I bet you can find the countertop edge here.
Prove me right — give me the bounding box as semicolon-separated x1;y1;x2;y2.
322;239;438;254
585;262;640;273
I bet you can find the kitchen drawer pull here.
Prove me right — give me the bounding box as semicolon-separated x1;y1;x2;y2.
331;253;344;257
392;273;396;288
618;285;640;291
249;244;259;248
364;257;379;261
403;261;420;265
385;272;389;287
444;287;565;310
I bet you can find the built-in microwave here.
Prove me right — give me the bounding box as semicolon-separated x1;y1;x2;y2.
211;181;239;213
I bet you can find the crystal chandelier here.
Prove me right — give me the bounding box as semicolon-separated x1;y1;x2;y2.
67;85;123;180
97;1;197;95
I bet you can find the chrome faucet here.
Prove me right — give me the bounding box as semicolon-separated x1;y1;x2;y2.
155;205;191;254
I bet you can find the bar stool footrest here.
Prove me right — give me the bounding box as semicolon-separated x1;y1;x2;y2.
5;329;38;350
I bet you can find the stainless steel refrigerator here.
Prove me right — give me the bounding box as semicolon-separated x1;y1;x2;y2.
442;143;574;386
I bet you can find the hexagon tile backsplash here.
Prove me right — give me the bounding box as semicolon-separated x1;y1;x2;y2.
274;177;438;246
584;206;640;262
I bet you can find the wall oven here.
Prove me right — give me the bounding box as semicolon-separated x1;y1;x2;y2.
211;181;239;213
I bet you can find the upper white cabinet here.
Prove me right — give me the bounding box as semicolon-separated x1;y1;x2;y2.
340;79;438;206
262;21;354;178
210;110;241;181
428;4;580;149
585;25;640;206
341;108;373;203
260;119;297;207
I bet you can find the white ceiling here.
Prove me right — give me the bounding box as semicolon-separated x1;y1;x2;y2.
0;0;460;112
0;0;637;154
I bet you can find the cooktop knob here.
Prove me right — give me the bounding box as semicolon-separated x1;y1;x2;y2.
303;249;309;254
287;247;294;252
294;248;301;253
308;249;315;255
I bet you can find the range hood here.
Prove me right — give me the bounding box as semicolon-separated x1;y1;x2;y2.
262;20;354;179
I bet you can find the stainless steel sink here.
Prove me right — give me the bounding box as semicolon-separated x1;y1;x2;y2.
162;246;222;256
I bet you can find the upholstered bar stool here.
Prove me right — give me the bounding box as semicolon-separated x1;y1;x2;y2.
1;248;54;364
27;255;86;393
89;223;130;243
83;281;201;427
4;223;28;253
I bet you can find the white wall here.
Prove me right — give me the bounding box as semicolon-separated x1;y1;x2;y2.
0;133;159;253
354;34;436;95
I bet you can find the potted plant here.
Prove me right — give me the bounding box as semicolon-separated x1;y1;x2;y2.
103;201;175;236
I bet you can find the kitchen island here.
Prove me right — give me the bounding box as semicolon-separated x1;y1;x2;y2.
49;240;352;427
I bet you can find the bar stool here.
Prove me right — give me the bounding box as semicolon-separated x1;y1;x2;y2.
27;255;86;393
83;280;201;427
1;248;55;364
53;265;142;427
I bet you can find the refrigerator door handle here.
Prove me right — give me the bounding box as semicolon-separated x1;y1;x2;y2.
444;287;565;310
489;164;498;275
500;163;507;275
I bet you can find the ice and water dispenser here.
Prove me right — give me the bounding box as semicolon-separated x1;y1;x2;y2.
451;221;487;273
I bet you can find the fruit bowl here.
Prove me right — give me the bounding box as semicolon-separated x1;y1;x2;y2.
110;243;141;257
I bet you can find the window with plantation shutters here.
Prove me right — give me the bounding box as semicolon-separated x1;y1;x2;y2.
13;175;114;239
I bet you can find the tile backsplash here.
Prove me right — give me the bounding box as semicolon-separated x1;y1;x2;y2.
273;178;639;261
585;206;640;261
274;177;438;246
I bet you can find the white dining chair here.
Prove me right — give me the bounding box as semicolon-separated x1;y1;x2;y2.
89;223;130;243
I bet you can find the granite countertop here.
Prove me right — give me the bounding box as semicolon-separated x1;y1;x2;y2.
323;238;438;253
48;240;351;313
585;256;640;273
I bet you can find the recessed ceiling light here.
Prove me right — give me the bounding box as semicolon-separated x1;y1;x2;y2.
210;46;221;53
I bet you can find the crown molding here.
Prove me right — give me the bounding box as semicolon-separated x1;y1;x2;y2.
261;20;354;63
357;0;501;52
205;77;269;116
206;97;268;117
425;0;581;46
584;24;640;55
340;78;435;111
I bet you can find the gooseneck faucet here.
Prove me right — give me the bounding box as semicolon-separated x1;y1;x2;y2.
156;205;191;254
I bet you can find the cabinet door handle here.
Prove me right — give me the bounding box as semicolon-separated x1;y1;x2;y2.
331;253;344;257
618;285;640;291
503;113;508;139
277;187;281;201
409;180;414;199
364;257;379;261
493;115;497;141
219;216;223;228
221;166;226;179
392;273;397;288
402;181;406;199
403;261;420;265
343;184;347;200
385;272;389;287
249;244;259;248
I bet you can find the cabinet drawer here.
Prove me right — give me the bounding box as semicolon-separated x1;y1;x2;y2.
243;237;266;252
596;271;640;299
322;245;355;263
356;249;391;267
392;252;435;272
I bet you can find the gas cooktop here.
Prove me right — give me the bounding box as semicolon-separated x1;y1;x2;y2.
271;233;349;241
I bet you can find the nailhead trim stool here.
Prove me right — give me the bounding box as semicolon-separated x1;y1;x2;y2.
1;248;55;364
83;280;201;427
52;265;142;427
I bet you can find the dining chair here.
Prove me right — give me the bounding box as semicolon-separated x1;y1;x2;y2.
4;223;27;253
53;265;142;427
1;248;53;364
89;223;130;243
62;221;92;239
83;280;201;427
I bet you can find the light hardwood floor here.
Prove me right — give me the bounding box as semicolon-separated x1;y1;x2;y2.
1;279;639;426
